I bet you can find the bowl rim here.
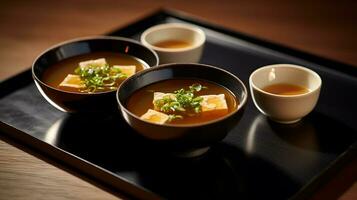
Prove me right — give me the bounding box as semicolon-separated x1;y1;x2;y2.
249;64;322;98
116;63;248;128
140;23;206;53
32;35;159;95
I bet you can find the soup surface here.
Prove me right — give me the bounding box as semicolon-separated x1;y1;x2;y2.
43;52;147;93
153;40;192;49
262;83;310;95
126;79;238;125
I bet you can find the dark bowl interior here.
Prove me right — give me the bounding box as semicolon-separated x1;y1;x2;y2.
117;63;248;151
32;36;159;113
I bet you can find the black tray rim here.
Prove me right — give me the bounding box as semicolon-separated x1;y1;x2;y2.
1;8;357;200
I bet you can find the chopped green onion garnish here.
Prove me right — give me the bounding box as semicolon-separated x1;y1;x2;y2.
74;64;126;92
154;84;207;121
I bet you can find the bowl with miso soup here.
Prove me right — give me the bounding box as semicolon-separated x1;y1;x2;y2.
32;36;159;113
117;63;248;156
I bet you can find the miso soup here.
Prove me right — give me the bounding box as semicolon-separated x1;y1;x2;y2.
126;79;238;125
43;52;148;93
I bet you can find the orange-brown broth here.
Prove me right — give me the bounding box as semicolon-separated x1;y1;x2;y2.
263;83;310;95
42;52;147;93
153;40;192;49
126;79;238;125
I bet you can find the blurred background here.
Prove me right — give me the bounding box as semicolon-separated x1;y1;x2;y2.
1;0;356;80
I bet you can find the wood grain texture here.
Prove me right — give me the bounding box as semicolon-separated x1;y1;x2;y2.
0;138;118;200
0;0;356;199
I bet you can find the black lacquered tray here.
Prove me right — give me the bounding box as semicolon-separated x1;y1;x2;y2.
1;9;357;200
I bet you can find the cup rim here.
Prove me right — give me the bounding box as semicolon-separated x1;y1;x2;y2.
140;23;206;53
249;64;322;98
116;63;248;128
32;35;159;96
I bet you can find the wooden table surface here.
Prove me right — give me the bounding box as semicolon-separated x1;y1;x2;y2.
0;0;356;199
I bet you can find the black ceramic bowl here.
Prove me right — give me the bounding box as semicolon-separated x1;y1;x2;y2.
117;63;248;156
32;36;159;113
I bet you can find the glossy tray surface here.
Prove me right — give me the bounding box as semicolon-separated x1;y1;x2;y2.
1;10;356;200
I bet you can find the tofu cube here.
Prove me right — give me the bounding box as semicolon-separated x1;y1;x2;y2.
140;109;169;124
200;94;228;116
112;65;136;77
153;92;176;110
79;58;107;69
59;74;85;88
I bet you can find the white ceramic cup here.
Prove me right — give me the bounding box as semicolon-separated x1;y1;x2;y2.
249;64;322;124
140;23;206;64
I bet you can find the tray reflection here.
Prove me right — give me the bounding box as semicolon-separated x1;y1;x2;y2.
242;111;356;184
42;108;356;199
43;112;349;199
245;112;355;154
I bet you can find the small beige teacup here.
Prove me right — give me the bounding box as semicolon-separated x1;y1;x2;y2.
249;64;322;124
140;23;205;64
